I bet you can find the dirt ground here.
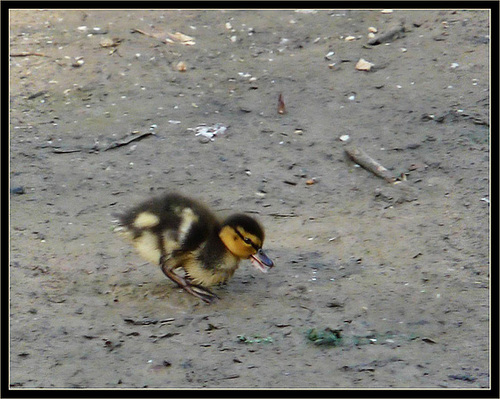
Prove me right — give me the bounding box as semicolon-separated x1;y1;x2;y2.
9;9;491;391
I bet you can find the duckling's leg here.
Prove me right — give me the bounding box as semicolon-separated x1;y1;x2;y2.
159;255;218;304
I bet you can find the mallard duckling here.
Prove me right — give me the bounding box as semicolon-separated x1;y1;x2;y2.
115;192;273;303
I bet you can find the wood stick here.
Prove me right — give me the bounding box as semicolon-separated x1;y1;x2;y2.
52;148;82;154
104;132;154;151
11;52;49;57
368;25;405;45
344;145;396;183
131;28;172;44
268;213;298;218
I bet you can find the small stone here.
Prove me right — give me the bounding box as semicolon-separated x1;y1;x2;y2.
72;59;85;68
10;186;25;195
176;61;187;72
355;58;374;71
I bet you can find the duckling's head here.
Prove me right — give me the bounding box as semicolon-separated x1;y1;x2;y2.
219;214;274;272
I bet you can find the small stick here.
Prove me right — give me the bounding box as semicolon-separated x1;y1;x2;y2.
368;25;405;45
131;28;172;44
345;145;396;183
104;132;154;151
268;213;298;218
131;28;152;36
278;93;286;114
11;52;49;57
52;148;82;154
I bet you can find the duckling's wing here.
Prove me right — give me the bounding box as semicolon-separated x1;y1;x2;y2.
172;206;211;251
115;193;218;256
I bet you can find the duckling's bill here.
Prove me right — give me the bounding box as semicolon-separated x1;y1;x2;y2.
250;248;274;273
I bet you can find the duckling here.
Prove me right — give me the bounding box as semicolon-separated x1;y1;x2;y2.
115;192;274;303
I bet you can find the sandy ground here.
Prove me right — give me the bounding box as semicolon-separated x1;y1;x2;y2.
9;9;491;391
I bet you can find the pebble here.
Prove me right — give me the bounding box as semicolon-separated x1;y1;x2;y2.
10;186;25;195
355;58;374;71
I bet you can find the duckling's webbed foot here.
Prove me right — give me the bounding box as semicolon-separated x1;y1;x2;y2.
189;284;219;304
160;256;217;304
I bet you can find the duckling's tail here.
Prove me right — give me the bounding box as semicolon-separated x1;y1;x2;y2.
111;212;127;233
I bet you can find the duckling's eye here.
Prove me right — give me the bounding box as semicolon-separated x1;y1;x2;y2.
243;237;252;245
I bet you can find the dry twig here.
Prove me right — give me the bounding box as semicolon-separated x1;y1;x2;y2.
345;145;396;183
11;52;49;57
104;132;154;151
